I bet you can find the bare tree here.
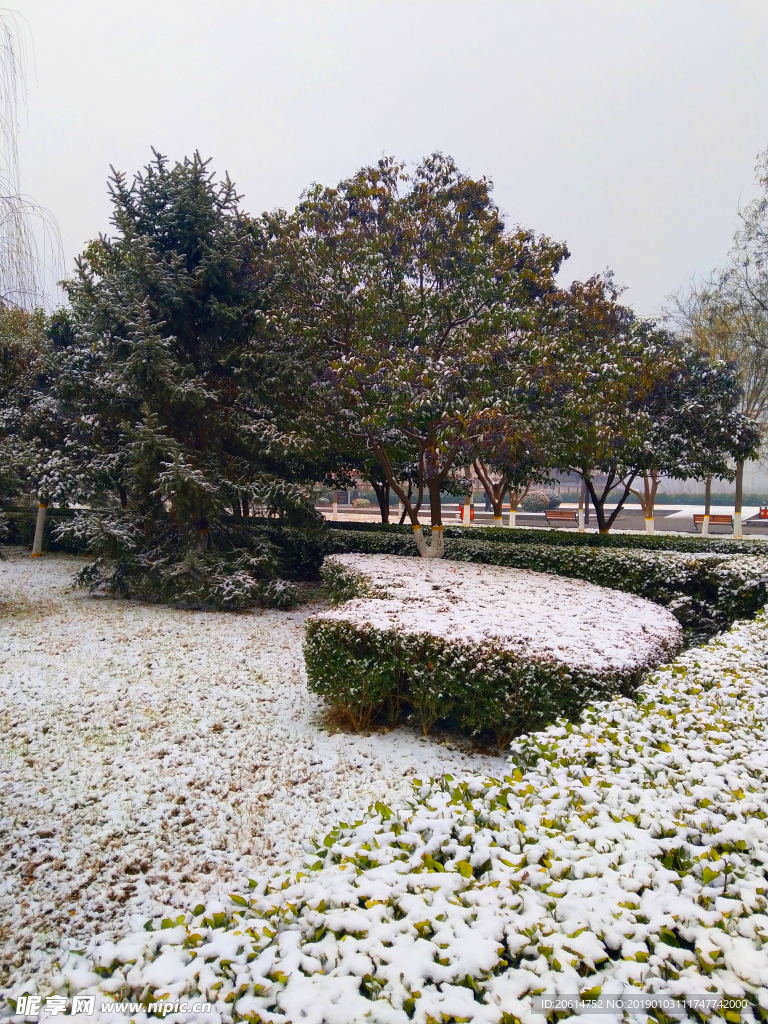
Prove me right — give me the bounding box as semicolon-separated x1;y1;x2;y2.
0;9;62;310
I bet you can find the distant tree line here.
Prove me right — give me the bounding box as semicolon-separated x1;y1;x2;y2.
0;148;762;605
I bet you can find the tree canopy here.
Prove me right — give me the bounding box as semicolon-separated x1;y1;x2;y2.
52;151;322;606
0;148;760;591
275;153;568;555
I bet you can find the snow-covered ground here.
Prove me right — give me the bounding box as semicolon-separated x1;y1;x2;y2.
0;550;508;994
41;596;768;1024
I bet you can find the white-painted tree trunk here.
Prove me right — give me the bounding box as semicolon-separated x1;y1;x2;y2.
701;516;709;536
645;516;654;534
493;516;502;527
578;508;585;532
31;502;47;557
412;524;445;558
507;508;516;529
332;495;338;521
734;460;744;538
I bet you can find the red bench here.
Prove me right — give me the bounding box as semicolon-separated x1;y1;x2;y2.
545;509;578;527
693;514;733;533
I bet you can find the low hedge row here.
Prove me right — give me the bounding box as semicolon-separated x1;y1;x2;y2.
327;517;768;554
325;529;768;640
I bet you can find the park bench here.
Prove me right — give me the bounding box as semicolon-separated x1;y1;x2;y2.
545;509;578;527
693;514;733;533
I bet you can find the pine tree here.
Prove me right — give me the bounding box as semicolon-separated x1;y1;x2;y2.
57;151;320;607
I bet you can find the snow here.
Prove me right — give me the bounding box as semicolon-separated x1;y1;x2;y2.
316;553;682;672
17;596;768;1023
4;550;768;1022
0;550;508;999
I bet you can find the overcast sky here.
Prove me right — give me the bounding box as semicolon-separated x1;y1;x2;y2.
14;0;768;315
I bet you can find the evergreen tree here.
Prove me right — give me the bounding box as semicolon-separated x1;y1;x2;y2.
275;153;567;556
57;151;319;607
541;276;758;531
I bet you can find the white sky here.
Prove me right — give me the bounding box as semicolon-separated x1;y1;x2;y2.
14;0;768;315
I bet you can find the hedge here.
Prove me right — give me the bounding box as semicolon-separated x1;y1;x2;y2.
305;555;683;745
325;529;768;641
326;517;768;554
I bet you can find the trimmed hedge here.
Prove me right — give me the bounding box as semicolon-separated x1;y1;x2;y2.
326;517;768;554
305;556;680;744
325;528;768;640
305;616;653;745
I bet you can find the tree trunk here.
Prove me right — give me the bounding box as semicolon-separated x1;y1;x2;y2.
119;485;128;509
332;490;338;521
734;461;744;538
368;437;453;556
242;495;249;518
628;470;659;534
702;476;712;536
578;481;585;531
232;501;241;517
583;469;636;533
473;460;506;526
369;477;390;524
410;480;445;558
31;501;47;558
462;467;472;525
399;480;411;525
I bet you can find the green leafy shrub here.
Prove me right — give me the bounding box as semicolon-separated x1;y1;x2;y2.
305;555;681;743
520;488;550;512
324;528;768;640
326;517;768;554
305;616;652;745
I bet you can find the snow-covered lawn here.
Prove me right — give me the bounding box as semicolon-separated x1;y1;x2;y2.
34;582;768;1022
0;550;508;996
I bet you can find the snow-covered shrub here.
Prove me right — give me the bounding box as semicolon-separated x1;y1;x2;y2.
52;516;325;609
305;554;681;741
520;488;549;512
545;490;562;509
353;497;371;507
56;614;768;1023
325;529;768;639
326;519;768;555
1;507;89;553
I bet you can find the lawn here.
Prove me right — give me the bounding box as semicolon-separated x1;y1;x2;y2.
0;550;506;998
